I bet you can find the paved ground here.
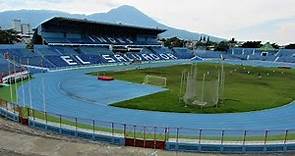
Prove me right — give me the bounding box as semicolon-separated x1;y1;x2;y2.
0;118;294;156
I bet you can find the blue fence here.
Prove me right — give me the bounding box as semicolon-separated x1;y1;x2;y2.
28;119;125;145
1;99;295;153
166;142;295;153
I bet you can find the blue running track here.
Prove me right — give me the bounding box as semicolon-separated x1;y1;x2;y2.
17;60;295;131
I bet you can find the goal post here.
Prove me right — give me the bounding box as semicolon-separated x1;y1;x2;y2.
143;75;167;87
181;62;225;108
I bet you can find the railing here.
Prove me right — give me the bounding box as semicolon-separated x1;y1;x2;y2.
1;97;295;148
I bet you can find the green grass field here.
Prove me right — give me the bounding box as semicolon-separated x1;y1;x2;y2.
90;63;295;114
0;80;27;102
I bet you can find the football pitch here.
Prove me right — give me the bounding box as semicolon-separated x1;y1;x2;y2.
90;63;295;114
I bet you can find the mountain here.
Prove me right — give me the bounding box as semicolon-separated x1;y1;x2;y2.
0;5;224;42
0;10;77;28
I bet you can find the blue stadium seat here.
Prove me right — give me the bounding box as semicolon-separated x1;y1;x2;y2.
0;58;23;76
172;48;194;59
195;50;222;59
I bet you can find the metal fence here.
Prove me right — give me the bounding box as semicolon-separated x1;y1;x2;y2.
0;97;294;147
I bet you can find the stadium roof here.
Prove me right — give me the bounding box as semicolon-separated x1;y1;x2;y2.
40;17;166;35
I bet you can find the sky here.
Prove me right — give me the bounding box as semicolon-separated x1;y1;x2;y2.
0;0;294;44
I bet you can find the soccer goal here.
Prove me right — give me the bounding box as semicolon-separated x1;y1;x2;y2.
143;75;167;87
180;62;225;108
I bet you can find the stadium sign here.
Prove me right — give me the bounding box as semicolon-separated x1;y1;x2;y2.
60;53;178;65
93;36;135;44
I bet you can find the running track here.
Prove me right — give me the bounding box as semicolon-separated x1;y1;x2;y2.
17;60;295;133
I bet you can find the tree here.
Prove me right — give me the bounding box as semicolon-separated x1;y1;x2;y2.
0;29;19;44
229;38;237;48
161;37;185;48
206;36;210;43
215;41;230;51
241;41;262;48
202;36;206;42
199;36;202;42
271;43;280;49
229;38;237;44
285;44;295;49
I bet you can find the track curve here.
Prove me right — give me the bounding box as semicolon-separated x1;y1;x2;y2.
17;60;295;131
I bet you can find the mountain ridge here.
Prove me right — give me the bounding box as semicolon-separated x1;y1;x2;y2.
0;5;224;42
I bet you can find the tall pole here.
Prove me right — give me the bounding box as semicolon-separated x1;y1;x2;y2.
200;73;206;110
185;72;191;106
13;57;18;104
20;58;26;107
8;59;13;102
201;73;206;102
216;71;220;108
27;59;33;110
41;59;46;119
220;61;225;103
179;71;185;105
192;64;197;101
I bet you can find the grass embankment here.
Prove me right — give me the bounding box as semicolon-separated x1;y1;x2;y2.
0;81;23;102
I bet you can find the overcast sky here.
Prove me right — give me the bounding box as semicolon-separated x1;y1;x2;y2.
0;0;294;44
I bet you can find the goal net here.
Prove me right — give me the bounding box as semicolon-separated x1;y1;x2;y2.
181;63;225;108
143;75;167;87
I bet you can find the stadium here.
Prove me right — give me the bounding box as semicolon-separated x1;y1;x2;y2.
0;17;295;154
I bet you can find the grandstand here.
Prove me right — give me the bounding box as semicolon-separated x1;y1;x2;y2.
194;48;295;64
0;58;14;79
0;17;196;71
0;57;28;84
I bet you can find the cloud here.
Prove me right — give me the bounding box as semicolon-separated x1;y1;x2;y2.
0;0;119;13
235;17;295;44
274;23;295;44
